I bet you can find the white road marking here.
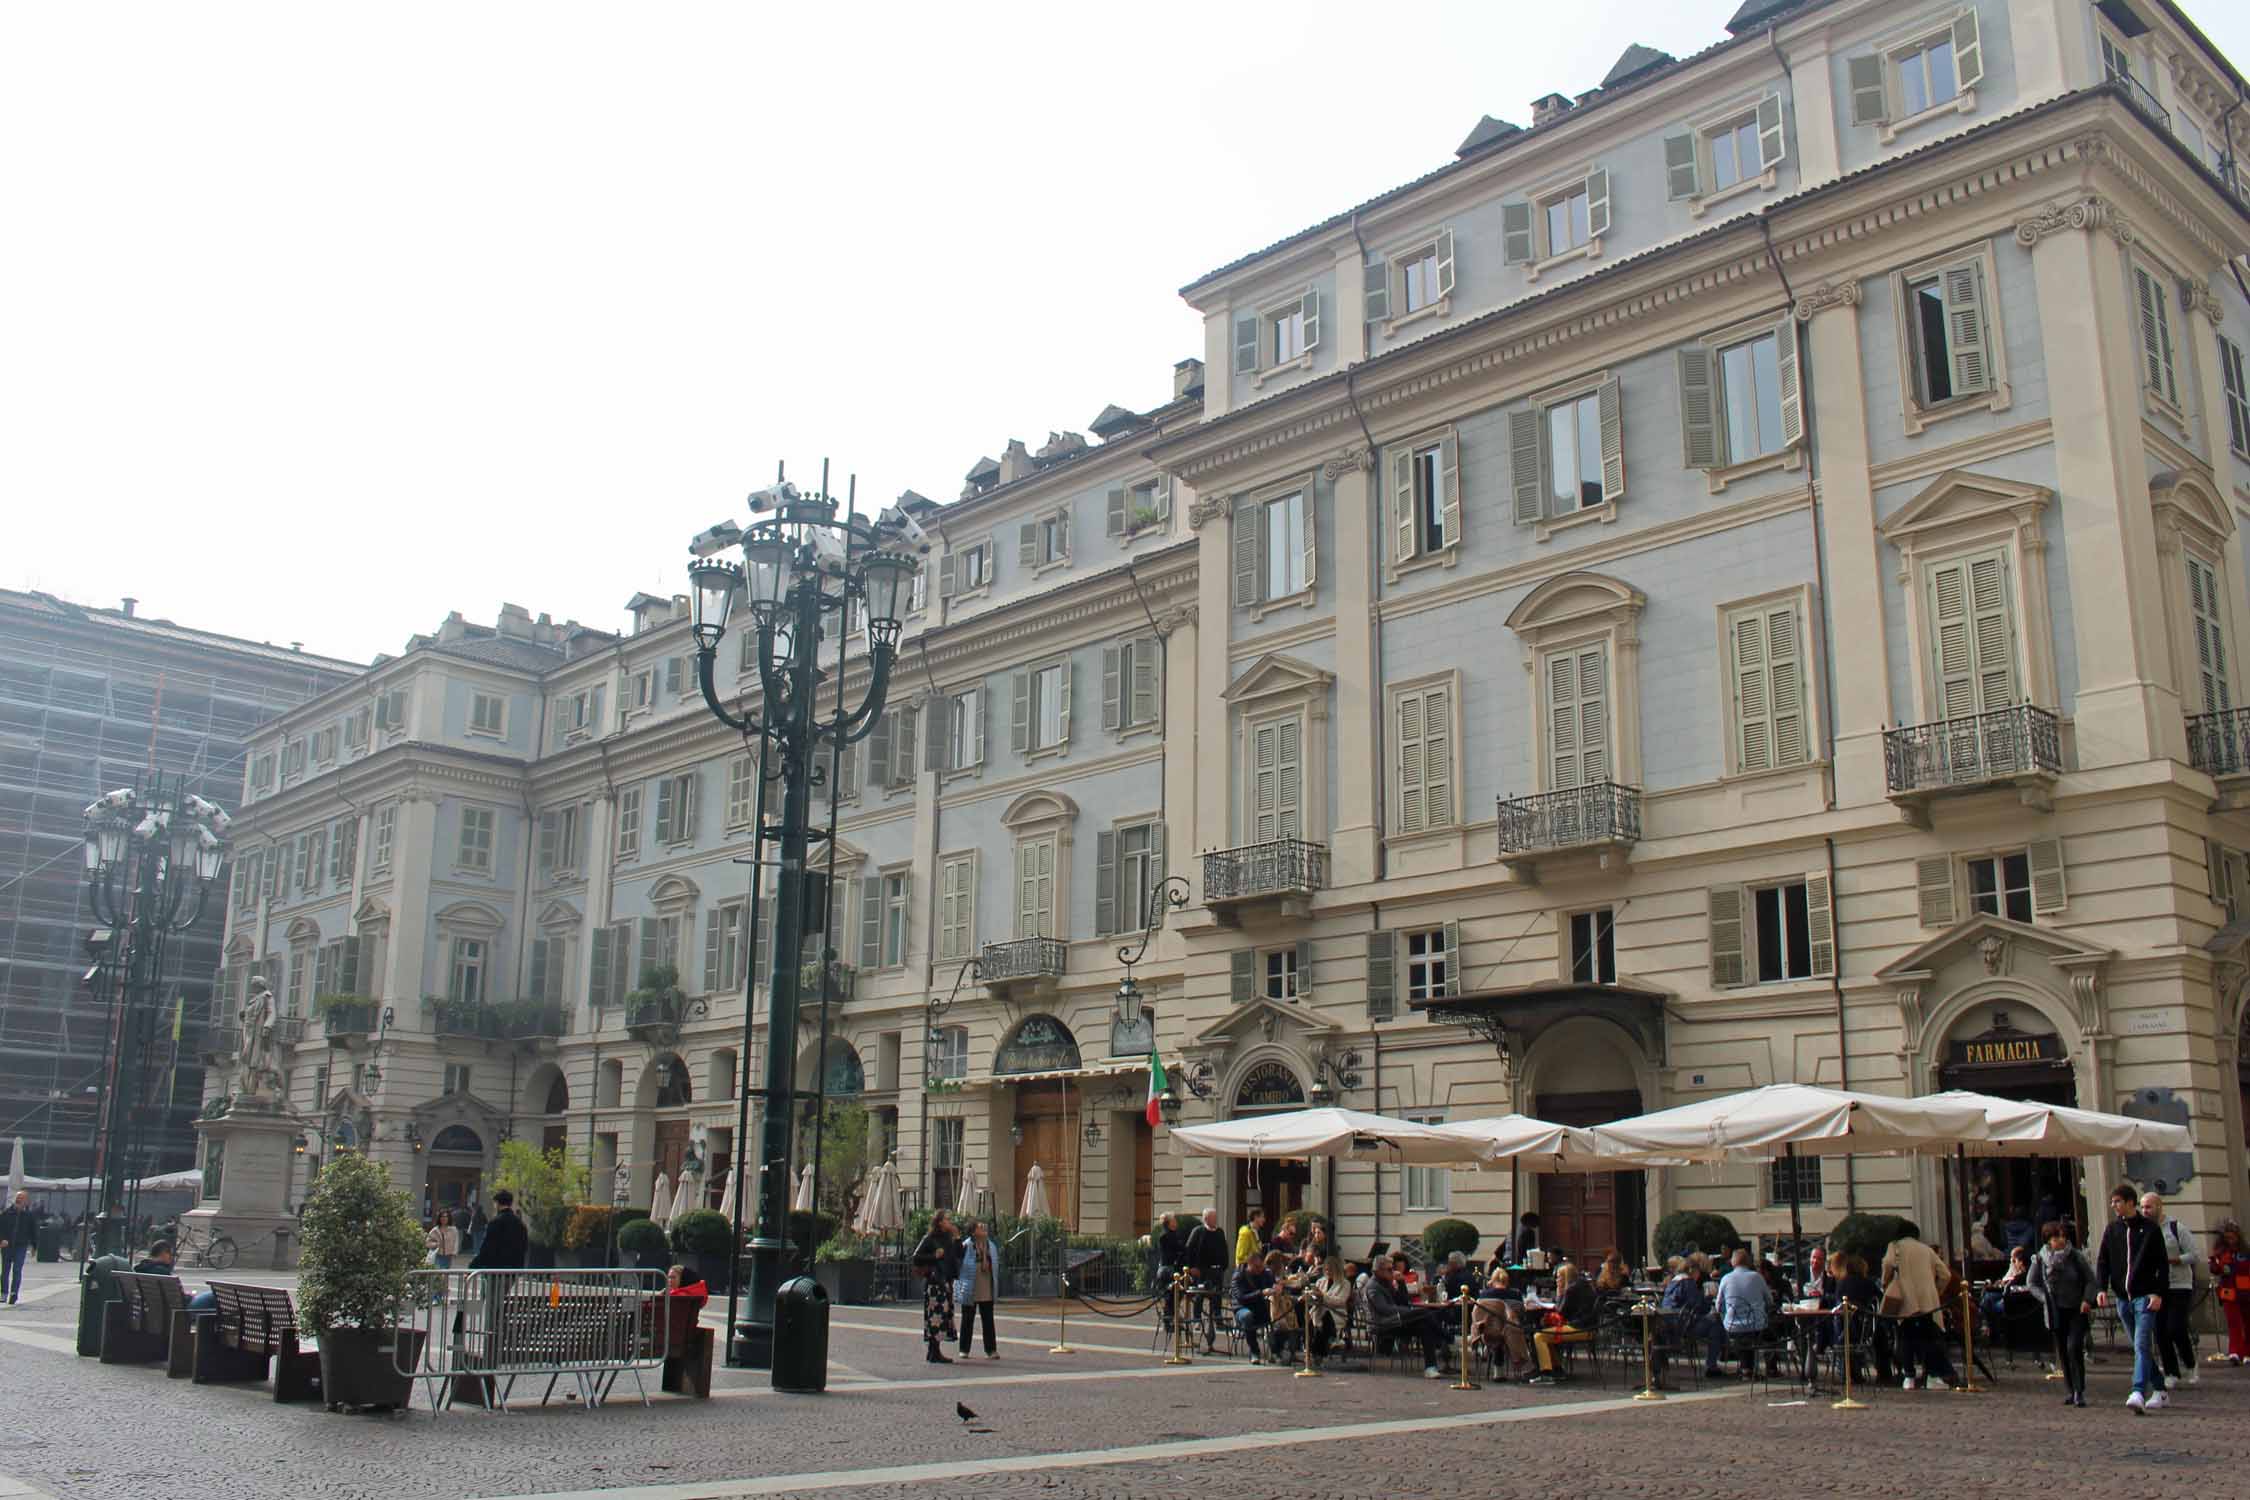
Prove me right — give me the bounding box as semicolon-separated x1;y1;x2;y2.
488;1386;1745;1499
703;1360;1241;1400
0;1473;56;1498
820;1317;1157;1357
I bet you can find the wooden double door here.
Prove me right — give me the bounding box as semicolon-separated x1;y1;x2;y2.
1534;1089;1645;1264
1013;1085;1078;1229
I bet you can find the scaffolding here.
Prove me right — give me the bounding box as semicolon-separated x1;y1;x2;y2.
0;593;359;1181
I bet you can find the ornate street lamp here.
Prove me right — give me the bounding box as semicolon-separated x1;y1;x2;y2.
80;776;231;1255
1113;873;1189;1121
685;469;921;1375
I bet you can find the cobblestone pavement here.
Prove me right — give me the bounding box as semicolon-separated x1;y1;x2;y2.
4;1259;2246;1500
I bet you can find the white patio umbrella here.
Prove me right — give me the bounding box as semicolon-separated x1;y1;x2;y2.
1171;1107;1483;1165
953;1164;982;1220
649;1170;672;1228
1019;1162;1050;1219
716;1166;741;1227
6;1138;24;1200
856;1158;903;1236
791;1162;816;1213
1434;1114;1634;1174
1931;1091;2192;1157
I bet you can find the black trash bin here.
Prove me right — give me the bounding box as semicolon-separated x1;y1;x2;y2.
36;1222;63;1263
76;1254;129;1358
771;1275;830;1393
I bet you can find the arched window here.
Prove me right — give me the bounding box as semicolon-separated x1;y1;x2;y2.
543;1073;570;1114
994;1015;1080;1074
826;1044;864;1097
654;1055;692;1108
430;1124;484;1154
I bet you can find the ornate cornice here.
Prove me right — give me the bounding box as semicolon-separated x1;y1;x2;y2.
1791;281;1861;321
2012;192;2134;249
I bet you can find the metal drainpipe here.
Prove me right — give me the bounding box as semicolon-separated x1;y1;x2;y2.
1759;209;1856;1210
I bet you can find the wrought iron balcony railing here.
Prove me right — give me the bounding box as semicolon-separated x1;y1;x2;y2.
1883;704;2061;795
979;937;1068;983
1203;839;1328;903
2187;706;2250;778
427;997;569;1040
1497;782;1642;856
320;1000;376;1037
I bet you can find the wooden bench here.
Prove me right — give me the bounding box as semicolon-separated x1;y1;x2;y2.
198;1281;322;1402
647;1295;712;1399
101;1272;188;1366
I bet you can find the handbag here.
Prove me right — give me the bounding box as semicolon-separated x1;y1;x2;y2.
1878;1267;1907;1318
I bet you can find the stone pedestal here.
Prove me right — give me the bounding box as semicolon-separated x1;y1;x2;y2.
189;1100;302;1269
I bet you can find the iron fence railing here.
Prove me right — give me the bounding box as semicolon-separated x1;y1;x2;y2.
2188;706;2250;778
1203;838;1328;902
1496;781;1642;854
1882;704;2061;794
320;1001;376;1037
978;937;1067;982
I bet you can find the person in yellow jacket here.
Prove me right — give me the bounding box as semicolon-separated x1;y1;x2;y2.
1235;1207;1269;1266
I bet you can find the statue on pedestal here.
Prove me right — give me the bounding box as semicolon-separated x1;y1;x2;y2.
237;976;284;1105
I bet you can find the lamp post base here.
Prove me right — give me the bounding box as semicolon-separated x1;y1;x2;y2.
730;1321;775;1370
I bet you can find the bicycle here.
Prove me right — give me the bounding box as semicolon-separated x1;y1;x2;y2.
172;1220;239;1270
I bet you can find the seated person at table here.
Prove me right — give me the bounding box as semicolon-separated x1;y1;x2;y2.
132;1240;177;1275
1978;1244;2031;1342
1232;1251;1277;1363
1306;1255;1353;1364
1803;1245;1840;1348
1300;1221;1334;1275
1757;1255;1790;1302
1707;1249;1773;1378
1657;1256;1718;1364
1365;1257;1447;1377
1474;1266;1533;1377
1829;1253;1886;1382
1269;1220;1300;1270
1439;1251;1478;1303
1528;1262;1600;1385
665;1263;709;1307
1595;1251;1630;1296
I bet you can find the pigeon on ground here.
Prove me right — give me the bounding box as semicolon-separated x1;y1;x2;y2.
956;1402;977;1422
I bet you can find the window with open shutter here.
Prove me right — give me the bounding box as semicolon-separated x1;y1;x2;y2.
1299;287;1321;353
1094;829;1118;936
2027;838;2067;914
1547;646;1609;788
893;703;917;783
1500;201;1534;265
1232;499;1264;607
1583;168;1611;240
1678;347;1719;469
1365;931;1397;1019
1926;551;2016;718
1597;378;1625;501
1709;886;1745;986
1234;313;1259;374
1805;872;1835;976
1951;9;1983;89
855;875;882;970
1941;262;1990;397
1756;93;1787;168
2134;264;2180;407
1847;53;1888;125
2188;554;2233;713
1509;408;1544;524
1916;855;1957;927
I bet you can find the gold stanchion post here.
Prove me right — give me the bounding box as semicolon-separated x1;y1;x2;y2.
1953;1274;1984;1394
1451;1290;1480;1391
1051;1276;1074;1354
1295;1288;1323;1378
1632;1299;1664;1402
1161;1270;1192;1366
1832;1303;1866;1411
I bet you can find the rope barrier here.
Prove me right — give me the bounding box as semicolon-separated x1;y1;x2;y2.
1068;1286;1167;1319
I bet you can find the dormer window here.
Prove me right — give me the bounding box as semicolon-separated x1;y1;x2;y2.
469;692;505;738
1232;287;1322;385
1502;168;1609;279
1367;230;1456;338
1845;9;1983;143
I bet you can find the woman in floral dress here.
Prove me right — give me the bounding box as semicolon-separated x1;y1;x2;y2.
913;1209;964;1364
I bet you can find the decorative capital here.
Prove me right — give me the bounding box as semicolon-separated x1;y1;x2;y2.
1152;604;1199;637
2186;279;2226;326
1791;281;1861;321
1187;495;1231;531
1319;446;1374;480
2015;196;2102;247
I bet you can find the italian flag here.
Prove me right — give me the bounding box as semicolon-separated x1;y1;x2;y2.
1145;1051;1168;1127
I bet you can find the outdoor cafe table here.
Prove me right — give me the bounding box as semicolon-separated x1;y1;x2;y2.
1782;1305;1836;1392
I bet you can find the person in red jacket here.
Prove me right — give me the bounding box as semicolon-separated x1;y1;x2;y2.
2211;1219;2250;1365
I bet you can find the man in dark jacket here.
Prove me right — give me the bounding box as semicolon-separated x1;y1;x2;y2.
1182;1209;1228;1350
2094;1183;2170;1412
469;1190;529;1270
0;1191;38;1303
1154;1213;1191;1331
132;1241;177;1275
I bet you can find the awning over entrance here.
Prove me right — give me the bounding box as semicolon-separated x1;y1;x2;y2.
1409;979;1668;1064
966;1060;1148;1089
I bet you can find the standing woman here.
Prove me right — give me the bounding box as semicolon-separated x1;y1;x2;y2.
913;1210;963;1365
2027;1219;2095;1407
2211;1219;2250;1365
955;1219;1002;1360
425;1208;459;1270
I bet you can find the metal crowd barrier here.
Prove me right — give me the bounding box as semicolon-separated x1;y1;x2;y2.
394;1268;671;1413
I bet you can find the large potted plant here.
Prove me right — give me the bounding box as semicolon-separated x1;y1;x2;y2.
297;1151;427;1412
618;1217;671;1269
669;1208;736;1290
813;1232;875;1306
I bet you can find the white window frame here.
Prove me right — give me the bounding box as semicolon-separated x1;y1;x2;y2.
1851;7;1984;145
1368;226;1456;340
627;669;653;715
449;936;487;1005
1679;313;1804;490
1401;1109;1451;1213
374;688;408;737
468;692;506;739
937;852;977;962
1963;849;2035;924
1403;926;1451;1003
1113;819;1160;937
654;772;698;847
957;540;993;597
443;1063;473;1097
726;754;758;831
714;898;747;991
1503;164;1609;281
930;1025;970;1081
1747;879;1817;984
1027;507;1071;573
311;725;337;765
1387;426;1461;575
1567;906;1617;984
1104;635;1163;738
1666;94;1786;217
1511;373;1626;537
944;685;986;777
1231;474;1318;618
1262;945;1302;1002
1719;588;1819;778
456;806;495;875
615;784;643;862
1890;241;2011;433
1388;672;1459;838
1242;284;1321;387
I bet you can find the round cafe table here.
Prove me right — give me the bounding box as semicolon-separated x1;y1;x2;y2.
1782;1305;1837;1392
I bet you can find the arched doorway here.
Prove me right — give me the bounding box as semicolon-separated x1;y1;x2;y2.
636;1054;694;1191
425;1124;485;1219
1228;1057;1308;1233
996;1016;1081;1228
1526;1020;1647;1266
525;1062;570;1153
1937;1001;2079;1259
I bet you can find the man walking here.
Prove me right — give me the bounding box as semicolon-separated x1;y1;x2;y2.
2096;1183;2170;1413
0;1191;38;1305
469;1189;528;1270
2142;1191;2201;1386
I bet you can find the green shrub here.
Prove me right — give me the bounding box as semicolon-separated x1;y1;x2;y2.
618;1218;671;1259
815;1232;872;1264
789;1208;839;1251
297;1152;425;1337
1420;1217;1480;1262
1827;1213;1912;1269
1653;1210;1743;1261
486;1139;589;1253
669;1208;734;1256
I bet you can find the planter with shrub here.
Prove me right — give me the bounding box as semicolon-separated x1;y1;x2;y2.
1826;1213;1911;1270
617;1217;672;1269
297;1151;428;1412
1420;1217;1480;1264
669;1208;737;1290
813;1233;875;1305
1652;1210;1743;1262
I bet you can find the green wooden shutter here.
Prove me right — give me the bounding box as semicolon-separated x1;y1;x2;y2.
1775;321;1803;447
1018;522;1037;568
2027;838;2068;915
1678;347;1719;468
971;686;987;767
1057;660;1072;744
1232;499;1263;607
1663;130;1700;200
703;912;722;992
1107;486;1127;537
654;777;676;844
589;925;612;1007
939;550;958;599
1434;229;1455;298
1300;288;1321;352
1940;261;1992;397
1951;10;1983;89
1598;377;1625;501
1441;920;1461;997
1364;255;1390;323
1805;873;1835;977
1095;829;1118;936
1732;608;1774;773
1132;638;1160;728
2189;555;2234;711
1010;668;1031;754
1916;856;1957;927
1234;314;1259;374
1397;690;1428;834
1847;54;1888;126
1584;168;1610;239
1391;448;1417;564
1437;431;1461;549
1230;947;1257;1002
1102;643;1123;731
867;711;893;789
1294;939;1313;1000
313;944;334;999
1510;407;1543;524
895;702;917;782
538;811;558;877
1709;886;1745;986
1756;93;1787;169
1501;201;1533;264
859;876;883;969
1366;931;1397;1019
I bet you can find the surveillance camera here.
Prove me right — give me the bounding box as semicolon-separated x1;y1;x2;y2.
84;788;133;816
811;527;848;566
133;811;166;841
182;794;231;833
878;507;932;552
747;481;801;514
688;520;742;559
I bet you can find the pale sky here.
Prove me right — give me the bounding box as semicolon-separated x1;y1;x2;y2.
7;2;2246;665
